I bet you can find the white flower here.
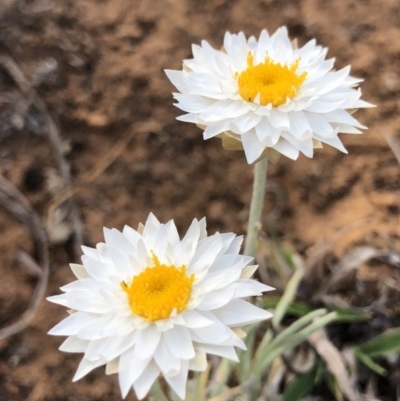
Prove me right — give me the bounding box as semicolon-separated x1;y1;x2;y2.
165;27;374;164
48;213;273;400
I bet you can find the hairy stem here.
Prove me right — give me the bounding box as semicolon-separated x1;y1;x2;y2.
244;158;268;257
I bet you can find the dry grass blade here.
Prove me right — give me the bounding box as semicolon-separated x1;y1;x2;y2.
0;55;84;260
381;129;400;165
319;246;400;296
0;175;49;339
15;249;43;276
309;329;371;401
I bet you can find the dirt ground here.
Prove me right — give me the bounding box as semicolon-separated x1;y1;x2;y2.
0;0;399;400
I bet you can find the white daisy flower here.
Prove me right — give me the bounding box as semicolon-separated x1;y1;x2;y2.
48;213;273;400
165;27;374;164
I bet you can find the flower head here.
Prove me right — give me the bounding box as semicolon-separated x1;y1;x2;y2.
48;213;273;400
166;27;374;164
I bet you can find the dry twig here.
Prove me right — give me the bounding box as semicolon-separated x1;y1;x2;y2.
309;329;370;401
0;175;49;339
0;55;84;259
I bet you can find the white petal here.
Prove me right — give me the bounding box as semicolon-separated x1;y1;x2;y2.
59;336;88;353
255;29;271;63
225;236;243;255
314;134;348;153
205;99;249;119
135;325;161;359
231;279;274;297
288;111;312;139
203;121;231;139
108;248;133;278
164;359;189;400
174;93;215;113
194;343;238;361
118;346;151;398
98;333;138;361
189;318;233;345
165;70;188;94
96;243;113;264
165;219;180;247
65;289;111;314
324;109;366;129
232;113;262;133
197;286;236;310
242;130;264;164
137;239;151;267
143;213;161;244
81;255;116;281
188;232;222;277
122;225;141;246
132;360;160;400
306;99;346;113
198;217;207;241
73;357;105;381
209;254;251;273
47;294;69;307
281;133;314;158
106;357;120;375
77;315;135;340
213;299;272;327
240;264;258;279
48;312;98;336
164;326;195;360
182;309;214;328
110;229;136;257
189;350;207;371
154;339;181;375
81;246;100;260
304;112;336;138
269;110;290;129
176;113;197;123
70;263;90;279
273;138;300;160
175;219;200;266
255;118;280;147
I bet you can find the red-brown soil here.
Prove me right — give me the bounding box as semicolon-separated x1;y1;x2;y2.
0;0;399;400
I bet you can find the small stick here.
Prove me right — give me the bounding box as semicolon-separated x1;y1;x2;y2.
309;329;367;401
15;249;42;276
0;55;84;260
0;175;49;339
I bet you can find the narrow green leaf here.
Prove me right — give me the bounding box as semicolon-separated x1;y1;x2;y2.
280;364;318;401
283;312;337;350
272;309;327;347
355;328;400;357
330;307;369;323
354;350;386;376
256;312;337;375
272;266;305;328
254;310;326;373
254;329;273;365
238;326;256;382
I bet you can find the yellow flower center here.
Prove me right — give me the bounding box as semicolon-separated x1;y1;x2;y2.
237;52;307;107
121;254;195;322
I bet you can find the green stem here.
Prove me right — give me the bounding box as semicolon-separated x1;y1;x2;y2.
244;158;268;257
150;378;169;401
